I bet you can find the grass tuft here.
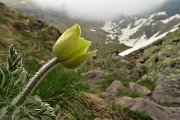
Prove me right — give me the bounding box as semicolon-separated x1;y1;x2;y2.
33;64;89;106
107;102;152;120
116;88;142;98
137;79;156;90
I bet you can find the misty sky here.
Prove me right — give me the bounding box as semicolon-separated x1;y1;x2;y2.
31;0;168;21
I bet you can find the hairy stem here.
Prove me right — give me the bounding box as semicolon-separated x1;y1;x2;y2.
11;57;59;106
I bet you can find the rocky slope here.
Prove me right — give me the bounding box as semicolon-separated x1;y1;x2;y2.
127;28;180;120
136;29;180;106
81;28;180;120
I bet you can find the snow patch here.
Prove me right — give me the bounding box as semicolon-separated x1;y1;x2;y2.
119;27;179;56
119;19;125;24
107;34;115;40
161;14;180;24
101;11;179;49
20;2;26;4
101;21;113;33
133;34;147;46
157;11;167;16
119;18;148;46
90;29;96;32
102;20;119;40
101;12;167;46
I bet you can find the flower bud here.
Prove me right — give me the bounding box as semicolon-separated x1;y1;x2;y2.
53;24;97;69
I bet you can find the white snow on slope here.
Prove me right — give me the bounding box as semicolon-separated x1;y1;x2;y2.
156;11;167;16
119;19;125;24
119;19;147;46
101;20;114;33
119;27;179;56
90;28;96;32
102;20;121;40
102;12;180;56
20;2;26;4
161;14;180;24
101;11;169;46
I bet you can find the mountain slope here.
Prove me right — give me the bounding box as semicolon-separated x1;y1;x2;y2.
0;0;106;44
101;0;180;47
0;2;61;73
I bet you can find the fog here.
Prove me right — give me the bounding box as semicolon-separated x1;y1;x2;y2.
31;0;168;21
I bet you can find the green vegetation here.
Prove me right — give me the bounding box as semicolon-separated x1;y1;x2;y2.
33;64;89;106
0;45;55;119
137;79;156;90
92;42;130;58
99;75;120;90
0;45;152;120
116;88;142;98
107;102;152;120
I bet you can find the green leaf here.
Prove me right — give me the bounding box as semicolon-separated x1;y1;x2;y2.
0;45;56;119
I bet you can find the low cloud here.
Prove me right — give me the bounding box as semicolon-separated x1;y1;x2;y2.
31;0;168;21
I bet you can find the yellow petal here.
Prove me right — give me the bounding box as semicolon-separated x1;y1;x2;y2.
72;37;91;56
62;50;97;69
53;24;81;61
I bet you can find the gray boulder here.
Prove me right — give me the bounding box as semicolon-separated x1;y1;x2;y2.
106;80;126;94
115;97;180;120
129;82;151;95
152;75;180;105
82;70;109;79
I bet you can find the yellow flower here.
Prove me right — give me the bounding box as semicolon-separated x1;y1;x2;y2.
53;24;97;69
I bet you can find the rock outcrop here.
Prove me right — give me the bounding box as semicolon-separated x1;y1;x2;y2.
129;82;151;95
115;97;180;120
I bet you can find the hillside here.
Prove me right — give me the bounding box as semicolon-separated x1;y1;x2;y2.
85;28;180;120
0;2;61;73
0;0;107;44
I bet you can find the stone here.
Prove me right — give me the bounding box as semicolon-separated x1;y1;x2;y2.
141;74;148;80
81;70;109;79
115;96;136;108
115;97;180;120
165;107;180;116
152;75;180;105
106;80;126;94
112;68;131;80
116;59;133;69
129;82;151;95
134;98;180;120
132;63;148;78
138;46;160;63
0;2;5;6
